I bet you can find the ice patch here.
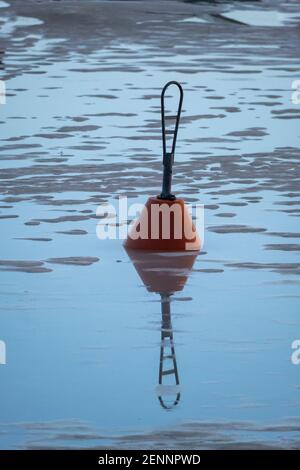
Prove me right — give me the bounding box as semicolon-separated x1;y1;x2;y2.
220;10;300;27
0;16;43;36
0;1;9;8
177;17;207;24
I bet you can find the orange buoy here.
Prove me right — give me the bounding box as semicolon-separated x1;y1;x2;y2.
124;81;201;252
124;196;200;251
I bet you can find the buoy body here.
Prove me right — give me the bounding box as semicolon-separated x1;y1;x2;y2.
124;196;201;252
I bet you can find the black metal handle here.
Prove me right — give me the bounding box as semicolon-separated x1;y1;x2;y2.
158;81;183;201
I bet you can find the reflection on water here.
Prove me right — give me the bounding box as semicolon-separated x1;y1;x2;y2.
125;249;198;410
0;0;300;450
158;293;180;410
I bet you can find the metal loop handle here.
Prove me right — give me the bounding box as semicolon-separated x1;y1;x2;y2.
159;81;183;201
161;81;183;157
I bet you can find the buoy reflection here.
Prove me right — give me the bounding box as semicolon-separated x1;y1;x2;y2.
124;248;198;410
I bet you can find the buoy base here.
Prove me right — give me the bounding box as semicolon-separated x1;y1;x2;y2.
124;197;201;252
157;193;176;201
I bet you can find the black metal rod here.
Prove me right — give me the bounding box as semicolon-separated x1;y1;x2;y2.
159;81;183;201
